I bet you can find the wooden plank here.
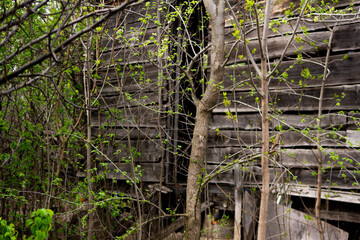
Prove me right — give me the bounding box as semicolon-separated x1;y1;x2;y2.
91;106;165;128
280;148;360;169
225;31;329;64
206;147;260;164
267;200;349;240
346;130;360;147
319;210;360;224
96;63;159;93
206;147;360;169
100;44;158;67
99;90;162;107
92;127;163;139
208;130;346;147
226;13;360;42
214;84;360;113
243;191;257;240
221;52;360;91
207;165;360;188
210;113;347;130
272;184;360;204
100;162;163;182
347;112;360;130
226;0;360;24
94;139;163;163
105;3;158;28
100;27;159;48
333;22;360;51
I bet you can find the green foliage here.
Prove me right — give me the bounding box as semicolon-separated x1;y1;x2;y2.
0;209;53;240
25;209;54;240
0;218;17;240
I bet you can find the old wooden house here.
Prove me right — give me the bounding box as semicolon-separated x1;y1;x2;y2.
88;0;360;238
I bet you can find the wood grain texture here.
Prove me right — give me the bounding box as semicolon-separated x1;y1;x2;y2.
221;52;360;91
214;84;360;113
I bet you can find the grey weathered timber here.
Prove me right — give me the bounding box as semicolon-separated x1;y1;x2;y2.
272;185;360;204
207;164;359;189
94;139;163;163
206;147;360;169
91;106;166;128
214;84;360;113
266;200;349;239
210;113;347;130
99;90;163;107
92;127;164;139
333;22;360;51
208;130;346;147
221;52;360;91
99;162;163;182
224;31;329;64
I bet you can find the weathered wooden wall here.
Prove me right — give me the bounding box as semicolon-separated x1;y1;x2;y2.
93;0;360;237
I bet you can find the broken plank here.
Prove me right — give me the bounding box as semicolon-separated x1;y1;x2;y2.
346;130;360;147
271;184;360;205
319;210;360;224
267;200;349;240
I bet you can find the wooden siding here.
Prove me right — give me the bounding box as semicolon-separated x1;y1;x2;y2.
95;0;360;207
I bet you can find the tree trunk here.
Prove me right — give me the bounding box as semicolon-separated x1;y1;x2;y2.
257;0;271;239
185;0;225;239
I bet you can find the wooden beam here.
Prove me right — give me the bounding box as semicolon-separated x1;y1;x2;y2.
319;210;360;224
271;184;360;204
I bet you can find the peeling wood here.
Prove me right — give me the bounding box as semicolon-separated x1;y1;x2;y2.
267;200;349;239
272;184;360;204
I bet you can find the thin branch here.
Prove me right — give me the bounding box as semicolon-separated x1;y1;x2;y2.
0;0;144;86
267;0;309;78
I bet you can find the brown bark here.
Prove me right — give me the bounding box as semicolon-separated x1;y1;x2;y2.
257;0;271;239
185;0;225;239
315;27;334;240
